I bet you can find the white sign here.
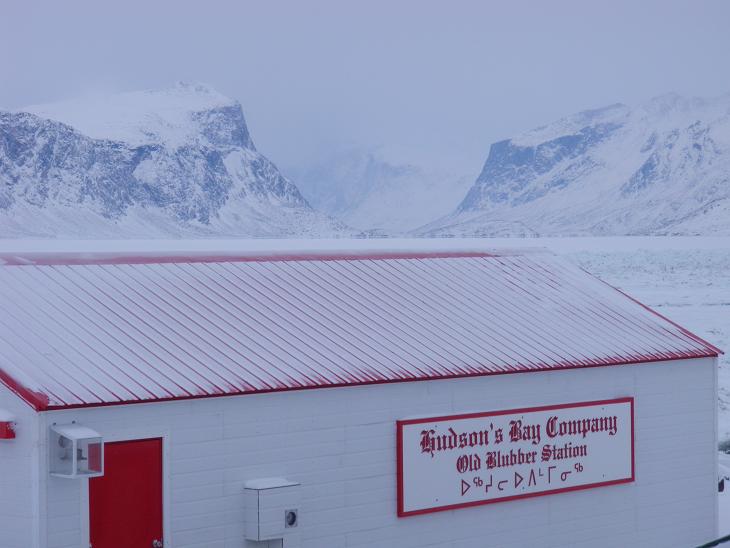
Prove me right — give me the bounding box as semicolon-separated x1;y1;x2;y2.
397;398;634;516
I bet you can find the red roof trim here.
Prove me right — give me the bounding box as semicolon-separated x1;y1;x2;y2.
589;272;725;356
0;251;494;267
37;350;717;411
0;369;50;411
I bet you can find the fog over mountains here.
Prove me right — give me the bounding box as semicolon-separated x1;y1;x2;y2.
1;84;728;238
289;146;473;233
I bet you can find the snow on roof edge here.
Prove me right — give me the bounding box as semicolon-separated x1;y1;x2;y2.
0;238;551;266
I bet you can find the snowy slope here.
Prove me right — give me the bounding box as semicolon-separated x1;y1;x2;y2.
0;83;350;238
418;93;730;236
290;146;473;232
23;82;241;148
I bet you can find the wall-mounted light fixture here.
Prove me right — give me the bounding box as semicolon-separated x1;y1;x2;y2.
49;422;103;478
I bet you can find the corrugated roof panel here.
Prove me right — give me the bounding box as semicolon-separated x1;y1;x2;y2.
0;252;720;410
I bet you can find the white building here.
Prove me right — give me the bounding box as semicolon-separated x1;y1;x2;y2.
0;247;721;548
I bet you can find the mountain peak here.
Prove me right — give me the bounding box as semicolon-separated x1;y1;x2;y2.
172;80;223;95
511;102;629;147
637;92;695;117
20;83;244;148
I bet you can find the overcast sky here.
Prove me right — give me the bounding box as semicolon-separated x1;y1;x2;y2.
2;0;730;175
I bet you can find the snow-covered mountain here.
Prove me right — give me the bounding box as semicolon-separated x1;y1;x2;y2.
289;147;473;233
5;85;729;239
418;93;730;237
0;83;350;238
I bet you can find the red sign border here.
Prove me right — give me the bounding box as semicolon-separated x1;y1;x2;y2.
396;397;635;517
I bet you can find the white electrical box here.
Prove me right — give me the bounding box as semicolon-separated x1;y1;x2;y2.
244;478;301;546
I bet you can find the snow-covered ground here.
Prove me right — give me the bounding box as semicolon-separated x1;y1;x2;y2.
562;237;730;538
721;493;730;539
567;242;729;438
720;453;730;536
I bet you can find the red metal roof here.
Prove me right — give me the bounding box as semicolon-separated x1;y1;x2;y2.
0;251;720;411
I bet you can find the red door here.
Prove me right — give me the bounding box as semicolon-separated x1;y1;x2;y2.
90;438;163;548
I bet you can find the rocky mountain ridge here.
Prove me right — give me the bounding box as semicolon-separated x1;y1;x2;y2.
0;83;349;238
418;93;730;236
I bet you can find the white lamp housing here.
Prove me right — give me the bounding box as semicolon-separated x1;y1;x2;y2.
49;423;103;478
244;477;301;546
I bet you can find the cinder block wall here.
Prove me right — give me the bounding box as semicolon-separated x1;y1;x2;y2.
40;357;717;548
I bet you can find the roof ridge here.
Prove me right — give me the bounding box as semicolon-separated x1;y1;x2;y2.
0;250;505;266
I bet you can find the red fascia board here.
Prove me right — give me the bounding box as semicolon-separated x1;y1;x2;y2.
38;351;717;412
0;368;49;411
592;274;724;356
0;251;494;267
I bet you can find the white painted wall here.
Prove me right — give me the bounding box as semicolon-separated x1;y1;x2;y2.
34;357;718;548
0;382;40;548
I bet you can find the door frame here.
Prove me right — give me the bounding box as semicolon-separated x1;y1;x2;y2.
81;432;170;548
